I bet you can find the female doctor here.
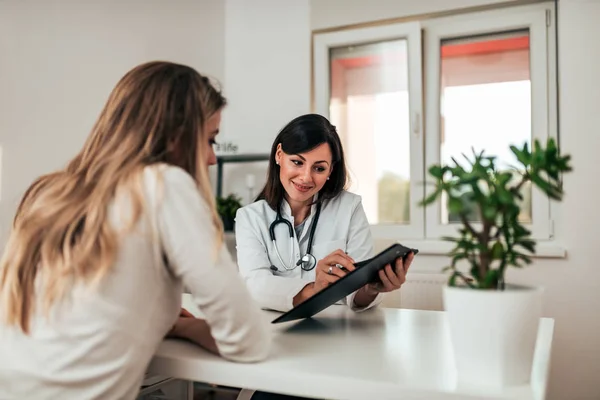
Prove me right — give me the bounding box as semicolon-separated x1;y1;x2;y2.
235;114;414;312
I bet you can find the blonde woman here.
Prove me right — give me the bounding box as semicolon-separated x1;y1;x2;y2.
0;61;271;399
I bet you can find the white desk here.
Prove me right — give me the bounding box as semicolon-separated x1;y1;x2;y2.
147;306;554;400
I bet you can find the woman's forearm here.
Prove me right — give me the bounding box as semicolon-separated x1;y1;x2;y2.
168;317;219;355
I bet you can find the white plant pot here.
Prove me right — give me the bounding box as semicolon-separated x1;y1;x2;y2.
443;284;543;389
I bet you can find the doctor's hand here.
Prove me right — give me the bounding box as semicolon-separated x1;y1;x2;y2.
313;249;356;293
293;249;356;307
353;252;415;309
366;251;415;294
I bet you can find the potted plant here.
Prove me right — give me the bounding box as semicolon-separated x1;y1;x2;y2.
420;138;572;388
216;194;243;232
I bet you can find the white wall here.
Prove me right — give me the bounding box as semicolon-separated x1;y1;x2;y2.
217;0;310;201
223;0;310;154
311;0;523;30
538;1;600;398
0;0;225;241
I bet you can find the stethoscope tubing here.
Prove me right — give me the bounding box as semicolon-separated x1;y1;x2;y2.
269;201;322;271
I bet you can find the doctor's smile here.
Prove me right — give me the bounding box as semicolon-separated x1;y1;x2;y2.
291;181;314;193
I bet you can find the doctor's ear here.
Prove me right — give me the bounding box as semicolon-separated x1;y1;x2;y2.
275;143;283;165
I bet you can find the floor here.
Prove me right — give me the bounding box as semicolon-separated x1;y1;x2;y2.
138;380;241;400
193;386;240;400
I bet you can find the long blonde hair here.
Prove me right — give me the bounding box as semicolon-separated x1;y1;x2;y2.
0;61;226;333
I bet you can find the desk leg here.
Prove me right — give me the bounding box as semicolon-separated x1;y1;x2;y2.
186;380;194;400
236;389;255;400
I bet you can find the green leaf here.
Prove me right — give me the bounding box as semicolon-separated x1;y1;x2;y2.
534;139;542;154
547;137;557;153
517;239;536;253
448;197;463;214
516;252;533;264
482;269;501;289
216;194;243;218
497;187;514;205
498;172;513;186
511;144;530;166
428;165;444;179
513;223;531;238
530;173;554;195
558;154;573;172
491;241;504;259
483;205;497;221
459;174;479;185
470;264;480;281
440;235;460;243
451;253;468;267
420;188;442;206
448;273;457;287
456;239;477;250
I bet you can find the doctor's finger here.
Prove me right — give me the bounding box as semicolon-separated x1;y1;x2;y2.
394;257;405;276
328;249;355;264
323;273;341;284
324;255;355;271
384;263;403;287
403;252;415;272
316;272;340;289
378;268;395;291
321;264;347;278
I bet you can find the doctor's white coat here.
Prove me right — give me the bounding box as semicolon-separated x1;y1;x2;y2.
234;190;383;313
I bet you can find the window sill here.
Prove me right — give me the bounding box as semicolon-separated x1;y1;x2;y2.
373;238;567;259
224;232;566;259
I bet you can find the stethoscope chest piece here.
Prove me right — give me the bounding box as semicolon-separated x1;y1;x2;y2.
296;253;317;271
269;201;322;272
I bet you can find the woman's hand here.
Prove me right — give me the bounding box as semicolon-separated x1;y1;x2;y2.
166;308;194;337
179;307;194;318
166;308;219;355
313;249;356;293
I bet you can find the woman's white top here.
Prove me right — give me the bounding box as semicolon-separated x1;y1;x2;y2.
0;165;271;400
235;190;383;312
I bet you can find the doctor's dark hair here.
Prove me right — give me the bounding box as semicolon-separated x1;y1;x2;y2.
256;114;348;210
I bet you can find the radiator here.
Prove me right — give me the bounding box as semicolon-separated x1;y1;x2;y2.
381;273;447;311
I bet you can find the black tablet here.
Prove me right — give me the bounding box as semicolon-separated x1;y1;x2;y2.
271;243;418;324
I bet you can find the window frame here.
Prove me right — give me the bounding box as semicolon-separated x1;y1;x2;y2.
312;2;561;253
422;4;557;241
313;21;425;239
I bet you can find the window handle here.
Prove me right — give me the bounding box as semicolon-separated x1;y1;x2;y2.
412;112;421;135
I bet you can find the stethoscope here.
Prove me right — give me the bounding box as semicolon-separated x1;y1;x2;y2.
269;201;322;272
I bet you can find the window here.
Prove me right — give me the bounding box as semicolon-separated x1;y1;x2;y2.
314;22;424;239
439;31;533;224
313;2;558;249
423;5;555;241
329;40;410;225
